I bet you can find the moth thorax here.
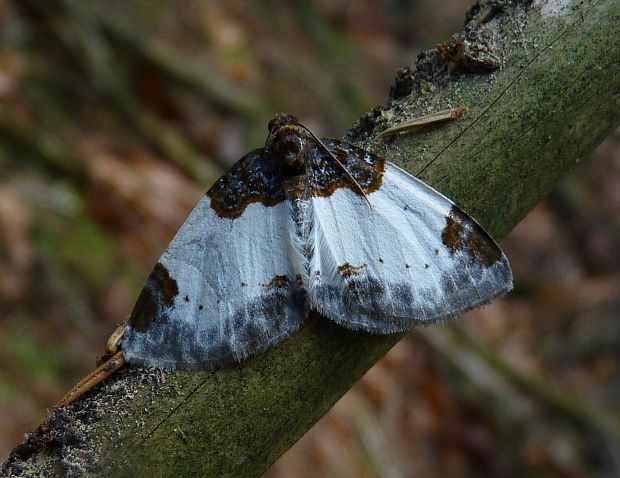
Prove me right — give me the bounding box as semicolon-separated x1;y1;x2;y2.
273;130;307;175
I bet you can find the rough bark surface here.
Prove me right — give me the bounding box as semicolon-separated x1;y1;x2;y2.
3;0;620;476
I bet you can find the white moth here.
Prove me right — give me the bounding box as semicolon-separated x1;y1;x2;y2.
121;113;512;370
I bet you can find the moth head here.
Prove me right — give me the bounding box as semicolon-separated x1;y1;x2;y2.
267;113;299;133
267;113;310;173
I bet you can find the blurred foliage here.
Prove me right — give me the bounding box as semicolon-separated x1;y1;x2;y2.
0;0;619;477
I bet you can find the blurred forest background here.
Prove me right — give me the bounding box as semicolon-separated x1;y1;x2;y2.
0;0;619;477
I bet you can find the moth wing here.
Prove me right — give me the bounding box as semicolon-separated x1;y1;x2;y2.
309;144;512;333
122;150;307;370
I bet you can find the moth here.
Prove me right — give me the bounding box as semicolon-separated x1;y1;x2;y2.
123;112;512;369
55;112;512;405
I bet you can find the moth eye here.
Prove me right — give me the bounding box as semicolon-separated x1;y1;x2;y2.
267;117;278;132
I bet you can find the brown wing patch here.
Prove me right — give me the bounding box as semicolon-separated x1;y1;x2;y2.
441;205;502;267
337;262;368;279
307;139;385;198
207;149;286;219
263;275;289;290
129;262;179;333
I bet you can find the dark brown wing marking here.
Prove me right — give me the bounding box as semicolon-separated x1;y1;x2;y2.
441;205;502;268
305;138;386;198
207;148;286;219
129;262;179;333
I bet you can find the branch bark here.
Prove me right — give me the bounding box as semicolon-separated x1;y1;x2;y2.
4;0;620;476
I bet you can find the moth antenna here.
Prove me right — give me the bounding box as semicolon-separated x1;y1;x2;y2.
297;123;372;209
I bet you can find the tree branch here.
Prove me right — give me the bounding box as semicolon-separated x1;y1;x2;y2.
4;0;620;476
